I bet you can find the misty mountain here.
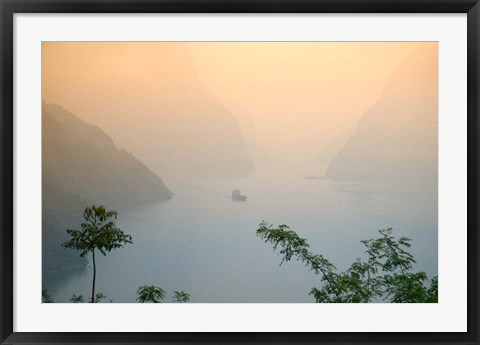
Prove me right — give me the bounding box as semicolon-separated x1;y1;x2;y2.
43;43;254;178
43;103;172;277
315;126;355;165
313;126;355;176
325;47;438;185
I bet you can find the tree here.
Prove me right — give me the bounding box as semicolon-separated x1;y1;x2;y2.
173;291;190;303
62;205;133;303
256;221;437;303
136;285;166;303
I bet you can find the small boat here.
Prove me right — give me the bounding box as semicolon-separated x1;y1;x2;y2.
232;189;247;201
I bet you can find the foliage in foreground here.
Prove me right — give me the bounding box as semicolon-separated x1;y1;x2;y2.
136;285;190;303
256;222;438;303
42;287;53;303
62;205;133;303
63;286;190;303
136;285;166;303
173;291;190;303
54;204;191;304
70;294;85;303
70;292;109;303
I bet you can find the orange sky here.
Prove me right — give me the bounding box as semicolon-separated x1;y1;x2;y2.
42;42;437;164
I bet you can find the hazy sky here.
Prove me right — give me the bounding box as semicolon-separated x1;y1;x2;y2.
42;42;437;164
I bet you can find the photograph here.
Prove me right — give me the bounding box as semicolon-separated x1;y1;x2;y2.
41;41;438;304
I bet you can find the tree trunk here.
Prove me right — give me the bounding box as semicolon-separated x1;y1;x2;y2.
91;248;96;303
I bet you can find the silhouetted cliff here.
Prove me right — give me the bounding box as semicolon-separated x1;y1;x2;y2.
43;43;254;178
42;103;172;277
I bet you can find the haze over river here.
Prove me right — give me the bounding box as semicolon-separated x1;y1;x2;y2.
45;164;437;303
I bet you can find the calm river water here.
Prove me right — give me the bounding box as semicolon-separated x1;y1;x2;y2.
46;164;437;303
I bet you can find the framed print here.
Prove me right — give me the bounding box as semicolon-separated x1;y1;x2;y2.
1;0;479;344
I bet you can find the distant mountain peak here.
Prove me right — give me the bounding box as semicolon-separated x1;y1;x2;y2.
325;46;438;185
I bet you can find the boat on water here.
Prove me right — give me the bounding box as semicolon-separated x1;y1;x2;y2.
232;189;247;201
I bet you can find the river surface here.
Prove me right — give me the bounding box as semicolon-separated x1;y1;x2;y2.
46;164;437;303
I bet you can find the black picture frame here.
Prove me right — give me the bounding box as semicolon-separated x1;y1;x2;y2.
1;0;479;344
